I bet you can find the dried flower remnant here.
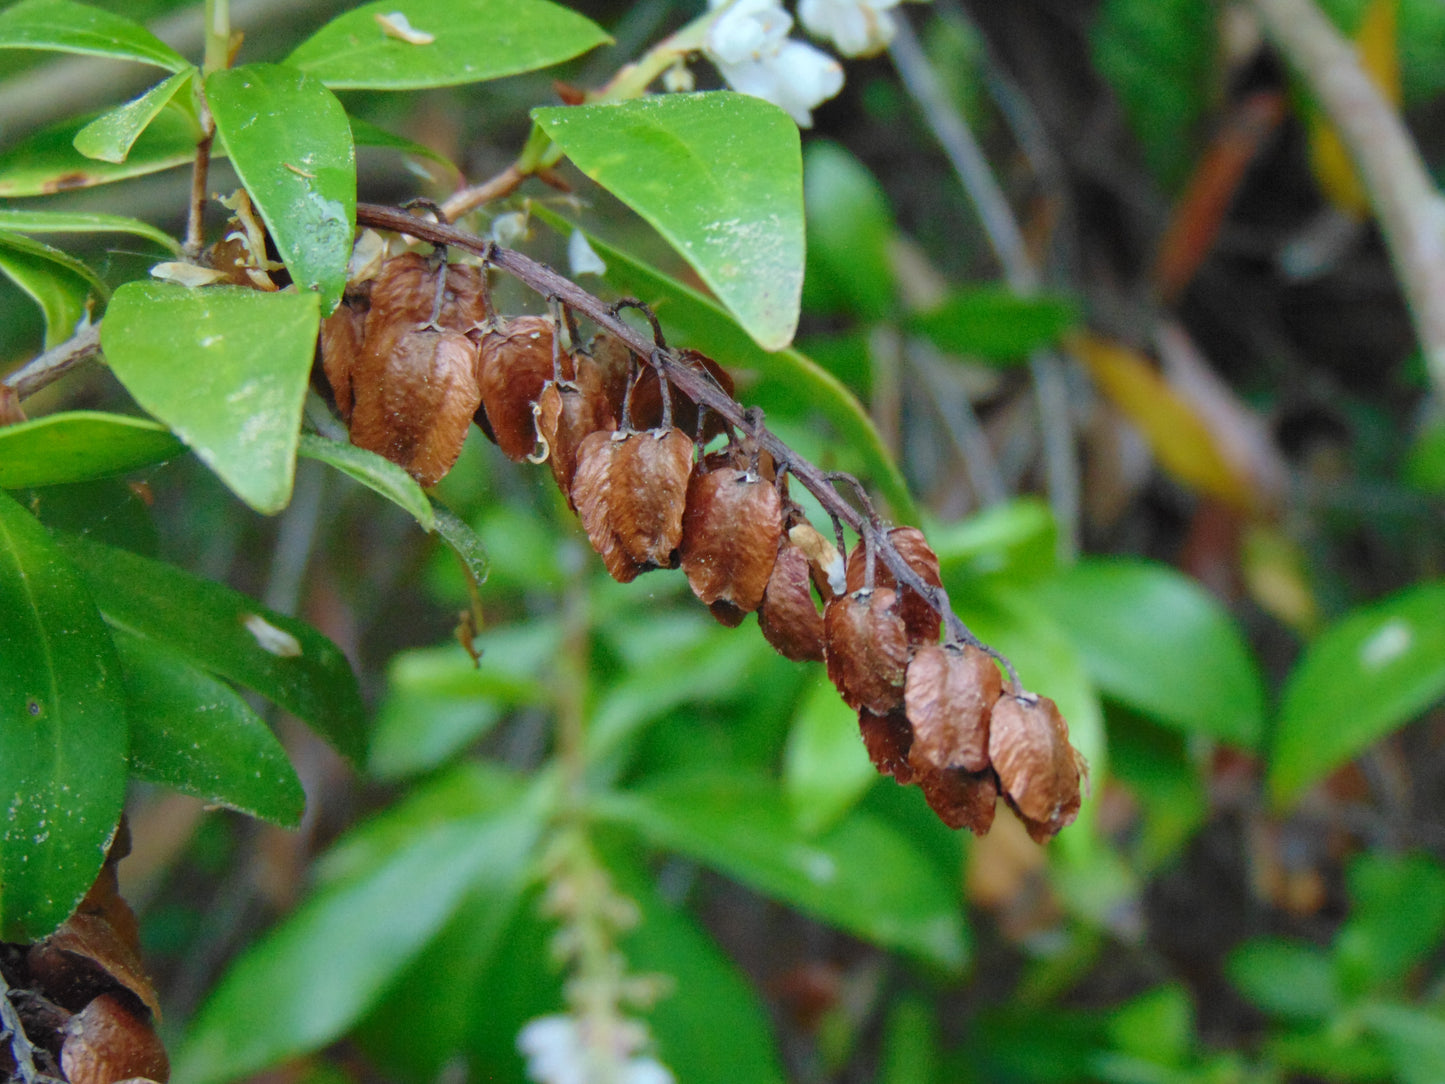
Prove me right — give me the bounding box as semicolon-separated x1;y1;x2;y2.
757;539;826;661
680;460;783;626
904;642;1000;774
845;527;943;645
823;588;911;714
477;315;562;461
533;355;617;498
988;693;1085;843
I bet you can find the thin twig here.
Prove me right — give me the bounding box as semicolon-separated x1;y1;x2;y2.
1249;0;1445;400
355;202;993;655
888;14;1080;557
440;164;527;222
2;324;102;401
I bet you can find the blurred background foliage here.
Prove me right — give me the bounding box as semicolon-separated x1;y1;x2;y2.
3;0;1445;1081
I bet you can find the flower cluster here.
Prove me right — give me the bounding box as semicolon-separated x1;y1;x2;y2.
698;0;912;124
518;1015;673;1084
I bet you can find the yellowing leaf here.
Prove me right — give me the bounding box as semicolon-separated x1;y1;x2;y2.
1306;0;1400;218
1072;334;1254;510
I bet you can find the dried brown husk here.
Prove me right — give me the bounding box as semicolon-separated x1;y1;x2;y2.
788;520;844;602
319;299;366;420
613;347;735;441
570;430;642;582
608;427;695;569
858;708;916;784
477;314;560;460
904;643;1002;774
988;694;1083;842
823;588;911;714
680;464;783;626
917;768;998;835
758;541;826;661
535;354;616;500
844;527;943;645
60;993;170;1084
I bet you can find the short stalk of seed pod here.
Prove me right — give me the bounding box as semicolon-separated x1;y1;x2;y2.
680;461;783;626
845;526;943;645
988;693;1084;843
903;642;1002;775
757;538;825;661
824;587;911;714
477;314;561;460
917;767;998;836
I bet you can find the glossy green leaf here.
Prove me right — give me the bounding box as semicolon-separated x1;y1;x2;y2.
1270;581;1445;807
430;499;490;586
368;620;557;779
783;672;876;835
176;766;544;1084
928;497;1060;584
287;0;608;90
115;631;305;827
908;285;1079;363
298;433;432;531
1336;851;1445;996
101;281;319;514
0;107;200;197
206;63;355;311
20;479;159;558
804;139;895;320
0;0;188;71
1226;938;1338;1021
597;772;967;972
73;67;195;163
0;411;184;489
533;207;916;522
54;531;366;763
0;231;95;347
535;93;805;351
0;490;126;941
0;209;181;254
1091;0;1215;189
1029;558;1265;748
347;114;458;172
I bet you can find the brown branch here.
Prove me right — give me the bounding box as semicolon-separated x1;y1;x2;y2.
2;323;102;402
1249;0;1445;399
355;202;990;656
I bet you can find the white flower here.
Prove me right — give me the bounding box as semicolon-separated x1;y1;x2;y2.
706;0;792;65
711;37;843;126
517;1014;676;1084
798;0;900;57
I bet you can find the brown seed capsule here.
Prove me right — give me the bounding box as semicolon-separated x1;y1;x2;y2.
904;643;1002;774
858;708;916;784
570;431;642;582
534;354;616;500
823;588;911;714
319;299;366;421
917;767;998;835
60;993;170;1084
680;463;783;626
988;693;1083;842
476;315;559;461
608;427;695;569
758;541;825;662
845;527;943;645
619;348;736;441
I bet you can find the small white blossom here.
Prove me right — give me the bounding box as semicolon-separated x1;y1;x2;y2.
798;0;900;57
712;38;843;126
706;0;792;65
517;1014;677;1084
568;229;607;277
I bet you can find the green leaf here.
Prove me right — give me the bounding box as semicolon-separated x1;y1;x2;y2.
783;673;877;835
115;631;305;827
0;230;103;346
1225;938;1338;1022
0;208;181;254
368;621;557;779
878;996;939;1084
287;0;608;90
0;491;126;941
1028;558;1265;748
1359;1004;1445;1084
205;63;355;311
1269;581;1445;807
1106;984;1195;1068
908;285;1079;363
804;140;895;321
597;772;968;972
347;114;459;172
0;0;189;71
53;531;366;763
1336;851;1445;996
175;766;545;1084
533;206;917;523
298;433;433;530
101;281;319;514
0;411;184;489
1090;0;1216;190
534;93;805;351
430;498;490;585
0;107;200;197
928;497;1060;584
73;67;195;164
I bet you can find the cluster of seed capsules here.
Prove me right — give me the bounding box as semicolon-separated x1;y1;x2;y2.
318;248;1086;841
